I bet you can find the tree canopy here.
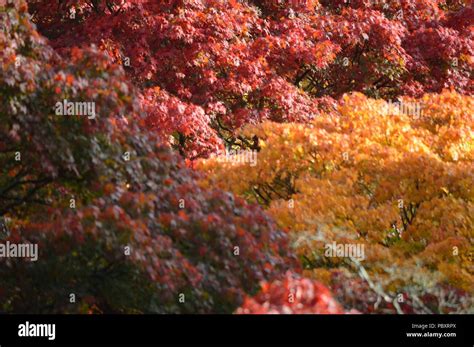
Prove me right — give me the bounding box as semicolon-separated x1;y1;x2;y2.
0;0;291;313
26;0;473;157
0;0;472;314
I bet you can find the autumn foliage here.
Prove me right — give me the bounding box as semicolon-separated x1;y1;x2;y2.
199;91;474;313
0;1;290;313
26;0;473;157
236;272;347;314
0;0;473;314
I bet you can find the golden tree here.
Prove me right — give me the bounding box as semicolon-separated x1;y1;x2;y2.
198;90;473;313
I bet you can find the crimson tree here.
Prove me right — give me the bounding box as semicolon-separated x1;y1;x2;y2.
0;1;291;313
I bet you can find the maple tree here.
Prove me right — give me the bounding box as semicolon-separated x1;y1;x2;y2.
314;0;473;98
0;1;291;313
26;0;473;157
199;91;474;313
